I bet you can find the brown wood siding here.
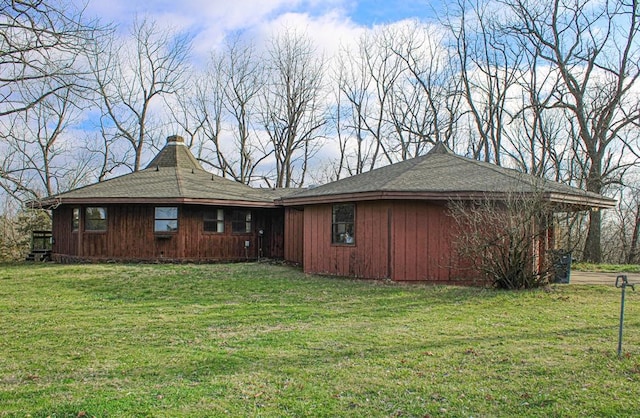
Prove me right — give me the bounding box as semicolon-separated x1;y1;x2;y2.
52;207;75;256
303;202;389;279
284;208;304;264
51;204;285;262
299;200;474;283
389;201;468;282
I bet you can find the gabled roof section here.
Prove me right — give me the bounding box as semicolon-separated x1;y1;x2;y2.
280;142;616;209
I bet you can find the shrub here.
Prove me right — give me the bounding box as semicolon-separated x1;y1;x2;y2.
449;193;554;289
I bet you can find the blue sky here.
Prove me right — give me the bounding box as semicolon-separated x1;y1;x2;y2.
349;0;439;25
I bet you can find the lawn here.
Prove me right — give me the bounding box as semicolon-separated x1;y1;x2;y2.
573;262;640;273
1;263;639;417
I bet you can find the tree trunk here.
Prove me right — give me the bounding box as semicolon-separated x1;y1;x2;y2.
625;204;640;264
582;153;603;262
583;210;602;262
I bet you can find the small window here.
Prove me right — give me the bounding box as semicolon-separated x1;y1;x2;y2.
204;208;225;233
85;207;107;231
155;207;178;232
72;208;79;231
231;210;252;233
332;204;355;244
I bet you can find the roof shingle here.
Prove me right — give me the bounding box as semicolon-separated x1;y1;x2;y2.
281;143;616;208
31;138;615;210
34;136;290;207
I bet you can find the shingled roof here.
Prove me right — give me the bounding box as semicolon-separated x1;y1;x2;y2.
32;138;615;210
280;142;616;209
145;135;202;170
34;136;288;208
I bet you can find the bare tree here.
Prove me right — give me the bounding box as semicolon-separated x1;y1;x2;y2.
89;17;192;172
501;34;564;179
0;81;91;203
602;183;640;264
261;29;328;187
387;21;464;158
0;0;99;118
211;38;270;183
502;0;640;262
334;40;376;176
0;198;50;262
335;22;463;179
444;0;524;165
170;38;271;184
335;27;405;175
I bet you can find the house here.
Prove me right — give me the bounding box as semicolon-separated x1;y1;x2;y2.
32;136;616;283
33;135;296;262
278;142;615;282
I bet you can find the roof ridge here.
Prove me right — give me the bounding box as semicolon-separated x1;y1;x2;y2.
175;166;185;196
341;158;419;192
458;155;544;189
426;141;453;155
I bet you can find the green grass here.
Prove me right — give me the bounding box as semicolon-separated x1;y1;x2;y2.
573;262;640;273
1;262;639;417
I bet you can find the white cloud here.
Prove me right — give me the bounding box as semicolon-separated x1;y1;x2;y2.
85;0;364;62
251;11;364;57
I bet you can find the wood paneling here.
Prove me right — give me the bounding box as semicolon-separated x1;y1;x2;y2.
389;201;470;282
299;200;475;283
51;199;489;283
52;207;74;256
303;202;390;279
284;208;304;264
51;204;285;262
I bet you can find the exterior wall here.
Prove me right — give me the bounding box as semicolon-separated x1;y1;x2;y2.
302;202;390;279
297;200;473;283
283;207;304;264
389;201;465;282
51;204;284;262
52;206;76;256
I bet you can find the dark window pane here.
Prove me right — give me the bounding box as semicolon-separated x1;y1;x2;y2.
154;207;178;232
232;210;252;233
333;204;354;223
332;204;355;244
204;209;224;232
85;207;107;231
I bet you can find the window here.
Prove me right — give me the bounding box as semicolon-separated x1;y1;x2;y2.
332;204;355;244
85;207;107;231
155;207;178;232
72;208;79;231
204;208;225;233
231;210;252;233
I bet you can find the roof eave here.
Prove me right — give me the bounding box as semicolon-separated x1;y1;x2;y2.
29;196;279;209
545;192;617;210
280;190;617;209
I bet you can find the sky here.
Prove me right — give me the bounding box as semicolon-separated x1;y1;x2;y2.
84;0;441;60
74;0;446;178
